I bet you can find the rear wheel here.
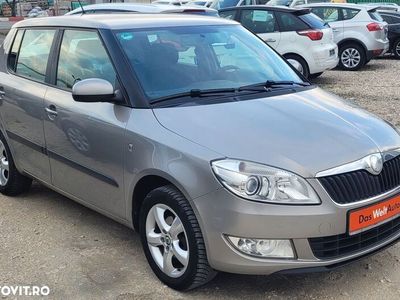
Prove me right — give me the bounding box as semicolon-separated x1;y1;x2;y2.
284;54;310;78
139;185;216;290
0;133;32;196
338;43;366;71
393;39;400;59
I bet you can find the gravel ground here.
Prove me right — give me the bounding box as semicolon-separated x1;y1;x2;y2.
1;58;400;300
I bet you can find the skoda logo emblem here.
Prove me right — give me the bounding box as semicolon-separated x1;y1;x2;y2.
367;154;383;175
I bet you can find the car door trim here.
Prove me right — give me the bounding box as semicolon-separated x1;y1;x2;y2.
5;130;119;188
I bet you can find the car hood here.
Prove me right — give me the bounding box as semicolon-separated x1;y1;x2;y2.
153;87;400;178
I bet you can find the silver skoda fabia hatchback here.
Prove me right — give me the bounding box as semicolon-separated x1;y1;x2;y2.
1;14;400;290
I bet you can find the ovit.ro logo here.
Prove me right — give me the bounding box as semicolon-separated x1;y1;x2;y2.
0;285;50;297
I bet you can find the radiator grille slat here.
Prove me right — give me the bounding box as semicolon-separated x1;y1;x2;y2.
309;216;400;259
319;156;400;204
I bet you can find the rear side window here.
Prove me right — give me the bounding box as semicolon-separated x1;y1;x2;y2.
219;9;237;20
56;30;117;90
276;12;309;32
8;30;24;72
311;7;340;23
299;13;330;29
240;9;277;34
342;8;360;20
381;14;400;24
368;10;383;22
15;29;56;82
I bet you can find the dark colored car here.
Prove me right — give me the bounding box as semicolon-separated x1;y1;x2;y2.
379;11;400;58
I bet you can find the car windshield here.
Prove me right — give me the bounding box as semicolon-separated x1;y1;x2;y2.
115;25;302;102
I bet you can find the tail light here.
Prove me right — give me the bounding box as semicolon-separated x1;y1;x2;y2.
297;30;323;41
367;22;383;32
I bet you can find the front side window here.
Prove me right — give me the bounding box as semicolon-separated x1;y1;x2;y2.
311;7;340;23
276;12;309;32
116;25;302;102
56;30;117;90
15;29;56;82
240;10;277;34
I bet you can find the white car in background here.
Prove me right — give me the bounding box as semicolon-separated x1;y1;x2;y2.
152;0;189;5
267;0;331;8
219;6;338;78
66;3;218;16
301;3;390;70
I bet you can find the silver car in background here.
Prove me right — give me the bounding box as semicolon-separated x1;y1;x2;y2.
1;14;400;291
301;3;390;70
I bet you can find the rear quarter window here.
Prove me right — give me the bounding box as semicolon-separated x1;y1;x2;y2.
342;8;360;20
276;11;309;32
368;10;384;22
299;13;330;29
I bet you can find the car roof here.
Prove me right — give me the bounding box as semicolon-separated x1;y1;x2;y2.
219;5;309;13
13;13;235;30
66;3;217;15
301;3;377;10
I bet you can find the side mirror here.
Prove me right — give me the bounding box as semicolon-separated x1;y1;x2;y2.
72;78;118;103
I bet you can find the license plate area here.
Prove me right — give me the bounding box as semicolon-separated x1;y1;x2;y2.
348;194;400;235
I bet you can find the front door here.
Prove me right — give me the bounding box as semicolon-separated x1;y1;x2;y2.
43;29;130;219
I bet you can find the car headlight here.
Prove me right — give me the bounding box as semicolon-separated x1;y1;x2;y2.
211;159;320;204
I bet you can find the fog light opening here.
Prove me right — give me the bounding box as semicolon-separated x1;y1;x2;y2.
227;236;295;259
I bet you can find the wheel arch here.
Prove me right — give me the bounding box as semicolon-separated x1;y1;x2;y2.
129;171;194;231
337;39;368;55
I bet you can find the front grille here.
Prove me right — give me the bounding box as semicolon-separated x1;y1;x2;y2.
319;155;400;204
309;216;400;259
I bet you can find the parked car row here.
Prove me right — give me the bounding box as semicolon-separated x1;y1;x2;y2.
2;10;400;292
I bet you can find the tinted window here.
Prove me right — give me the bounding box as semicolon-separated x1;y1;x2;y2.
8;30;24;71
299;13;329;29
213;0;240;9
276;12;309;31
56;30;117;90
219;9;237;20
240;10;277;34
381;14;400;24
116;25;302;102
311;7;340;22
240;0;253;5
16;29;56;82
342;8;360;20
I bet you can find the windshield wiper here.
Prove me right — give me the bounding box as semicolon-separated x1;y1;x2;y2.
239;80;311;92
150;88;238;105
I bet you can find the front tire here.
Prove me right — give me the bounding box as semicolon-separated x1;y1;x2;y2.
338;43;366;71
309;72;323;79
139;185;216;290
0;133;32;196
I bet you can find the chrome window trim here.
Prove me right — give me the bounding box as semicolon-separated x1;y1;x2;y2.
315;148;400;178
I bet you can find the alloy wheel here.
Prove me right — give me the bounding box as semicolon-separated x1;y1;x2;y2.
341;48;361;69
0;140;9;186
396;41;400;57
145;203;189;278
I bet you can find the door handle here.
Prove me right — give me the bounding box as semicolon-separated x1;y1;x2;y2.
45;105;58;120
265;38;276;43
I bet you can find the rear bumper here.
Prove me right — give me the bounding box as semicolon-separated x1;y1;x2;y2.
309;45;339;74
366;39;390;60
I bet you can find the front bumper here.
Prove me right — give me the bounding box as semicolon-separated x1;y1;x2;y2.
193;179;400;275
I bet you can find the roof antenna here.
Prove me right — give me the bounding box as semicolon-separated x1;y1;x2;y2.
77;0;86;14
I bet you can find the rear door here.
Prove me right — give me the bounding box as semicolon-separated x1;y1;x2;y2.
0;28;56;182
310;6;344;42
239;8;281;49
43;29;130;219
